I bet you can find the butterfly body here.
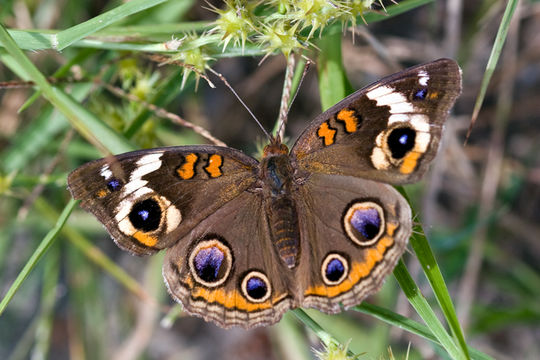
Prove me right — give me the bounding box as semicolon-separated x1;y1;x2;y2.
68;59;462;328
258;141;311;270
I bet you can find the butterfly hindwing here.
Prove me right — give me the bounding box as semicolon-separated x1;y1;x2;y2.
293;173;411;311
162;191;294;328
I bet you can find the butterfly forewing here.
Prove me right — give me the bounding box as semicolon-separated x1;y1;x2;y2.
291;58;462;184
68;146;259;255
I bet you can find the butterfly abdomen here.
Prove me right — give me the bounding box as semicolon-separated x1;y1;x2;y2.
268;196;300;268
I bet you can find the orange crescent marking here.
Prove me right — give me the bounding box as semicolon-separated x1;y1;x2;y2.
204;154;223;178
190;287;286;312
386;222;398;236
177;153;198;179
133;232;158;247
400;151;421;174
336;109;358;133
317;121;336;146
304;235;395;297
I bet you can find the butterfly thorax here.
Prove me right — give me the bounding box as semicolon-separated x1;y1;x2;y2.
260;143;300;269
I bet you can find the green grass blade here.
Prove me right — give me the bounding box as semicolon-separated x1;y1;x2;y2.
19;48;97;112
363;0;434;24
31;247;60;360
102;21;210;36
469;0;519;132
316;32;354;111
271;314;313;360
0;24;133;155
399;187;470;359
2;84;90;173
51;87;134;154
0;199;76;316
54;0;169;50
411;226;470;356
292;309;357;358
36;200;153;302
394;260;466;360
354;303;493;360
4;29;54;50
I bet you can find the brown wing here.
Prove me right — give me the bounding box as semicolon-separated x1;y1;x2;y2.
291;59;461;184
293;173;411;312
68;146;258;255
162;190;294;329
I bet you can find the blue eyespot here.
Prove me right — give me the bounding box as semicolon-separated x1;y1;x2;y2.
246;277;267;299
194;246;225;283
242;271;271;302
137;209;149;221
350;207;381;240
344;202;385;246
326;258;345;282
414;88;427;100
322;254;349;285
107;178;122;192
398;133;409;145
189;238;233;287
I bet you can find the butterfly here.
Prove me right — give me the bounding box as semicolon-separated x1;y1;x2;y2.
67;58;462;328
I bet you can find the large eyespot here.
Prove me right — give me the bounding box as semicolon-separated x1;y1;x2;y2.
343;201;385;246
321;253;349;286
129;198;162;232
189;238;233;287
387;127;416;159
370;121;426;171
115;192;182;248
241;271;271;303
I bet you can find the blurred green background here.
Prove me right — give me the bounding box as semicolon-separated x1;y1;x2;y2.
1;0;538;359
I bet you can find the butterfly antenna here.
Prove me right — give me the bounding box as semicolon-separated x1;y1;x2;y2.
207;67;273;142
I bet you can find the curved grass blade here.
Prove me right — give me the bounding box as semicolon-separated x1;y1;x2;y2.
466;0;519;139
394;260;466;360
0;24;134;155
292;309;357;358
399;187;470;359
354;303;493;360
0;199;76;316
54;0;168;50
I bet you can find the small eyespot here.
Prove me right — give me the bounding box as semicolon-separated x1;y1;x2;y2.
387;127;416;159
343;201;385;246
413;88;427;100
107;178;122;192
321;253;349;286
128;198;162;232
189;238;232;287
241;271;271;303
